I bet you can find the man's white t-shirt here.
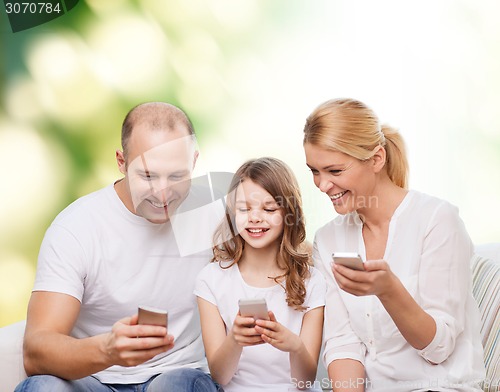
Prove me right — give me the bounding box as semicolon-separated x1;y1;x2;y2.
34;183;211;383
194;262;326;392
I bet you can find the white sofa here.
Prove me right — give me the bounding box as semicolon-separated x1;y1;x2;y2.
1;244;499;392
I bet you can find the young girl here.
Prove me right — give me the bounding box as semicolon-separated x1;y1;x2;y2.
194;157;326;392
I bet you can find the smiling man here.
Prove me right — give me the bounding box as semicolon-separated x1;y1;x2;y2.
15;103;222;392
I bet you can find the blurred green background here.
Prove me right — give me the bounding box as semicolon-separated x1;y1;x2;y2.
1;0;499;327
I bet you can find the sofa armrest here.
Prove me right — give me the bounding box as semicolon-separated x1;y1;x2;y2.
471;251;500;392
0;320;27;391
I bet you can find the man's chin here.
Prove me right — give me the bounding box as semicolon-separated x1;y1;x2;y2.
135;207;170;224
146;217;170;224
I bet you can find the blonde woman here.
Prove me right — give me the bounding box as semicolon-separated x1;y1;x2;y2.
303;98;485;392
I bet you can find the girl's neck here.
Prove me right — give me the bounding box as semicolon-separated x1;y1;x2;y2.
238;243;285;288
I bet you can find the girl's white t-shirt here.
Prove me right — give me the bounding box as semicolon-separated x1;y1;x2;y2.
195;262;326;392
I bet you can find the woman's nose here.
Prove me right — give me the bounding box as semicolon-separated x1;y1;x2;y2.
317;174;333;193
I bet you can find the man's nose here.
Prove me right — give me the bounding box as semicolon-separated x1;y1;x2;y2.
152;179;172;200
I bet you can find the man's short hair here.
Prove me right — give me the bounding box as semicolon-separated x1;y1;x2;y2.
121;102;195;158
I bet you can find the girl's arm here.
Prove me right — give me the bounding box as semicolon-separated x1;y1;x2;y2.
255;306;324;386
291;306;324;384
197;297;263;386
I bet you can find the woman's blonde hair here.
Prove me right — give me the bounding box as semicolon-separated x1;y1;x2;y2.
213;157;310;311
303;98;409;188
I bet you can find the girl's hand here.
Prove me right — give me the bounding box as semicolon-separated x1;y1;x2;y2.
231;312;265;346
254;311;303;353
331;259;398;299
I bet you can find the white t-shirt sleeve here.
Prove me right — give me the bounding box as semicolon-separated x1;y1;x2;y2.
34;223;87;302
416;201;474;364
193;263;218;306
304;267;327;312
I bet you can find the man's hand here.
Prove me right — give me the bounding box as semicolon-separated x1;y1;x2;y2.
101;314;174;367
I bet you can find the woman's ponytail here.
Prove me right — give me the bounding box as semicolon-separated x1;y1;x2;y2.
381;124;409;189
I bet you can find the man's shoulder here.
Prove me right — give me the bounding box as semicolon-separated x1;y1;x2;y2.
52;184;114;226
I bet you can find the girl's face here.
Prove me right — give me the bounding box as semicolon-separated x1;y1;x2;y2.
234;179;284;251
304;143;376;215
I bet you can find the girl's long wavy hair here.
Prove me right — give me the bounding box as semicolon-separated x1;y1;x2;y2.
212;157;310;310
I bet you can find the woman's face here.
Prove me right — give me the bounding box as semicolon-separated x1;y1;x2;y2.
304;143;377;215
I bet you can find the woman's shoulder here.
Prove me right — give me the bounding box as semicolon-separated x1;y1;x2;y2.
407;190;460;219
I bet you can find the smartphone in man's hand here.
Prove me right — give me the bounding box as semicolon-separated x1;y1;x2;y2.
138;306;168;329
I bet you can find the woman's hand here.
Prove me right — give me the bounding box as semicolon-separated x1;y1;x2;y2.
231;312;265;346
254;311;303;353
331;259;398;299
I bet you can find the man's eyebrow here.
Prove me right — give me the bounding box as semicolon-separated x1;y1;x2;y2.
170;170;190;175
135;168;151;175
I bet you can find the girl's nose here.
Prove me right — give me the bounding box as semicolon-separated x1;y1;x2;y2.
248;209;263;223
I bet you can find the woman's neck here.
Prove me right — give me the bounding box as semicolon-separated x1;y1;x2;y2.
357;177;408;230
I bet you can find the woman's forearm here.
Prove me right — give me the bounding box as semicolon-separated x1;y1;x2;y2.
378;278;436;350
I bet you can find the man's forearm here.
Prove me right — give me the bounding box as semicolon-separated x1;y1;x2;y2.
24;331;110;380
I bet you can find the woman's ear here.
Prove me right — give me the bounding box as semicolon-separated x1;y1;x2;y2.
371;146;386;173
116;150;126;175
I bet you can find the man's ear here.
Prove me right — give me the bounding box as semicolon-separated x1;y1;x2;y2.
192;150;199;170
116;150;126;175
372;146;386;173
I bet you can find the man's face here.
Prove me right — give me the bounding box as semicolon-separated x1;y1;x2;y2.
120;125;197;224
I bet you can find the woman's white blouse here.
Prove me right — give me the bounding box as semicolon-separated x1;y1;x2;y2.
314;190;485;391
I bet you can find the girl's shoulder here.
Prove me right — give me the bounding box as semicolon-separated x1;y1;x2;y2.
303;266;327;308
197;260;237;281
305;266;327;289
